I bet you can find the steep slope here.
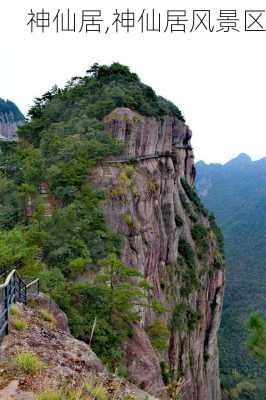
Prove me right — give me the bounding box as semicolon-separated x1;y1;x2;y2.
0;64;225;400
196;154;266;399
0;99;24;140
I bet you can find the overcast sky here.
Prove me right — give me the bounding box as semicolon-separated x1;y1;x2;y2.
1;0;266;163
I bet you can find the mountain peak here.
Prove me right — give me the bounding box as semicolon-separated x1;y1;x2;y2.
225;153;252;168
196;160;206;167
235;153;251;161
0;98;24;122
0;98;24;140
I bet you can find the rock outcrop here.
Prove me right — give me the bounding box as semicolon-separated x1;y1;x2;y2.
0;112;19;140
32;292;70;332
0;299;158;400
91;108;225;400
0;99;24;140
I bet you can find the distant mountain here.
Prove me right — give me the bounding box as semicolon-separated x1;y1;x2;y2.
0;99;24;140
196;154;266;399
224;153;252;169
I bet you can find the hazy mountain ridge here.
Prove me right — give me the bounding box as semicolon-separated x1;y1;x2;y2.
196;153;266;400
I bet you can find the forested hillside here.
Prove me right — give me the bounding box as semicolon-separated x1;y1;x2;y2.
196;154;266;399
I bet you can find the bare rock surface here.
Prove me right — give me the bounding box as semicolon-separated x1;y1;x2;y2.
31;292;70;332
0;301;157;400
0;380;34;400
125;324;166;398
0;111;22;140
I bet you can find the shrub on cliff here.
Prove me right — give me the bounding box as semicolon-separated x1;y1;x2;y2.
208;213;224;252
171;302;201;332
191;224;209;259
145;320;169;351
178;240;201;296
181;177;208;216
178;239;195;269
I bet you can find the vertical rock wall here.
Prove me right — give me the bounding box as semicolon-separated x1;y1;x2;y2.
0;111;22;140
92;108;225;400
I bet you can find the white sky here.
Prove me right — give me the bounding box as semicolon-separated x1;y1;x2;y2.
1;0;266;163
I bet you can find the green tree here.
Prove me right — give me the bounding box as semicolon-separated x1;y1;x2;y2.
96;253;148;324
0;228;39;272
66;254;148;370
0;174;21;229
247;312;266;360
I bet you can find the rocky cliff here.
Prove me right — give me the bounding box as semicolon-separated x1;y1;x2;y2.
92;108;225;400
1;64;225;400
0;99;24;140
0;296;157;400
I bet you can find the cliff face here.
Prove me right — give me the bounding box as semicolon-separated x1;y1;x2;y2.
0;111;21;140
0;99;24;140
92;108;225;400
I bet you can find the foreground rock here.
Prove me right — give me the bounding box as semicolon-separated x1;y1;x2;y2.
0;300;157;400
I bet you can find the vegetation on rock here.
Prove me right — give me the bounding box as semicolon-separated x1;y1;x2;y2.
11;318;27;331
15;352;44;374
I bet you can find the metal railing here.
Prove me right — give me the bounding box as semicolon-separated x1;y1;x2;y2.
26;278;40;299
0;270;39;342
